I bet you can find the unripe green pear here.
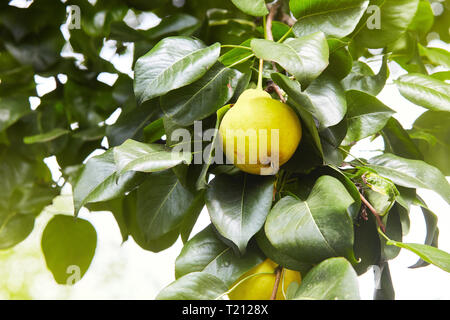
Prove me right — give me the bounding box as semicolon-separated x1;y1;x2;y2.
228;258;301;300
219;89;302;175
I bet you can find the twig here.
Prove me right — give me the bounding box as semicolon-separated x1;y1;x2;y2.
270;266;283;300
265;82;286;102
360;193;386;232
281;13;296;27
266;2;280;41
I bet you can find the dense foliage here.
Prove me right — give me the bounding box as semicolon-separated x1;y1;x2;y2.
0;0;449;300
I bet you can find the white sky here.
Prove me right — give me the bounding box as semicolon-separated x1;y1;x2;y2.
1;1;449;300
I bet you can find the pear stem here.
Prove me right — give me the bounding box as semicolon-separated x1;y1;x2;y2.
270;266;283;300
257;58;264;91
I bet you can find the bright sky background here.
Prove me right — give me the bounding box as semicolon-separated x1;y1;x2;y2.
1;0;449;300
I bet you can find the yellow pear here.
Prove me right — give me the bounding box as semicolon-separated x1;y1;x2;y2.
218;89;302;175
228;258;301;300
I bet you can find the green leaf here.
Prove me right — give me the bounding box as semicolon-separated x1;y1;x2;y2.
175;225;264;286
410;199;439;269
395;74;450;112
205;173;275;254
125;190;180;252
196;105;231;190
160;63;245;126
251;33;329;87
408;0;434;36
106;101;159;147
255;230;312;273
179;190;206;243
113;139;191;175
411;111;450;176
230;0;268;17
291;257;360;300
137;170;194;241
354;0;420;48
341;56;389;96
41;215;97;285
343;90;395;145
353;213;381;275
0;214;35;250
380;204;403;260
382;118;423;160
322;165;361;220
291;0;369;38
367;153;450;204
0;95;31;132
156;272;228;300
23;128;70;144
73;150;144;214
143;14;201;40
326;38;353;80
386;240;450;273
265;176;356;264
274;73;346;128
219;39;254;67
419;45;450;69
134;37;220;103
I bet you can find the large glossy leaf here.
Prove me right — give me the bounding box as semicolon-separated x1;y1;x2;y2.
291;257;360;300
134;37;220;103
251;33;329;86
291;0;369;38
41;215;97;285
136;170;194;241
265;176;356;264
255;230;312;274
354;0;420;48
395;74;450;112
73;150;143;214
273;73;346;128
160;63;245;126
341;56;389;96
343;90;395;145
175;225;264;286
156;272;228;300
113;139;191;175
230;0;268;17
368;153;450;204
205;173;275;254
